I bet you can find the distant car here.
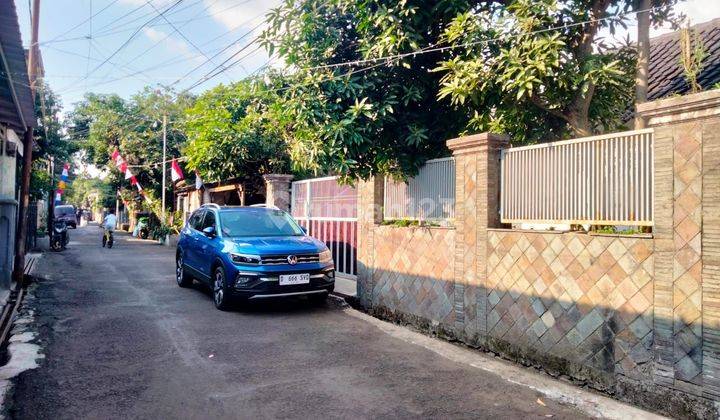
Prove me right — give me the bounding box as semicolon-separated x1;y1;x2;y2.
54;204;77;229
176;204;335;310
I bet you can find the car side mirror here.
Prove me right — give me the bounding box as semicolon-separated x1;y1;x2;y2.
301;226;308;234
202;226;216;237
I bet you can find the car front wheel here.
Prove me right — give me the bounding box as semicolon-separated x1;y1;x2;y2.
176;254;193;287
213;266;231;311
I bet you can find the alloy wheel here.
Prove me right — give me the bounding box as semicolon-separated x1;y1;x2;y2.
176;257;184;285
214;270;224;306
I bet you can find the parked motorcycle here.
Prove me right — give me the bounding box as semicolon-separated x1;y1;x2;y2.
50;219;69;251
137;217;150;239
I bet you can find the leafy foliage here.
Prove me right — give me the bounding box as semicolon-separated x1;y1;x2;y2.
435;0;680;143
67;88;194;204
182;78;291;196
261;0;470;180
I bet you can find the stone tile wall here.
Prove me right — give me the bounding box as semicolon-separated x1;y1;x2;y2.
356;90;720;416
486;230;655;380
370;226;456;329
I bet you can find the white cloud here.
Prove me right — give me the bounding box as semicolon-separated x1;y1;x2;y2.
204;0;282;31
142;27;204;64
601;0;720;43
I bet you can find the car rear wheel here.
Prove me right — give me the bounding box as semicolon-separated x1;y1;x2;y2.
213;266;231;311
176;255;193;288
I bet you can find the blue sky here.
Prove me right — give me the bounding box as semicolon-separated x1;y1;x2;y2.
15;0;720;115
17;0;281;111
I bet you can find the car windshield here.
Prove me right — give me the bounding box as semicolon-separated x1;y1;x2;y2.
54;206;74;216
219;209;304;237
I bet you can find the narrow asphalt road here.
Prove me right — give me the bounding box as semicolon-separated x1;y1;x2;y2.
9;224;589;419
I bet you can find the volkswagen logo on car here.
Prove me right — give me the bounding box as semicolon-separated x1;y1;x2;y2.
287;255;298;265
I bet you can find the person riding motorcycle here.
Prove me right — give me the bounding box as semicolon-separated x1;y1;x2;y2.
102;210;117;248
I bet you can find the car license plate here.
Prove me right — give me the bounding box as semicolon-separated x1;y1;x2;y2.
279;273;310;285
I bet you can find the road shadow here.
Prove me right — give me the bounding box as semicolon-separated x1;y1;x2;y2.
184;280;336;315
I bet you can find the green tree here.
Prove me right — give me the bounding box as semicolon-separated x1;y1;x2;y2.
67;88;194;205
183;78;291;196
261;0;472;180
435;0;680;143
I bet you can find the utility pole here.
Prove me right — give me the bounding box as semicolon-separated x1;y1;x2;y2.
161;114;167;224
13;0;40;284
115;190;120;230
47;156;54;233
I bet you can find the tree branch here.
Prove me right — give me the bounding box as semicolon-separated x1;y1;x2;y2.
529;94;570;123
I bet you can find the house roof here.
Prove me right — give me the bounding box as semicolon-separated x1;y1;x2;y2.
648;18;720;100
0;0;36;132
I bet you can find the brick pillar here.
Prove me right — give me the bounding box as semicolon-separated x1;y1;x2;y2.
356;177;383;309
638;90;720;399
447;133;508;344
263;174;293;212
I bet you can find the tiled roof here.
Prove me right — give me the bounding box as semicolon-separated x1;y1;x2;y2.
648;18;720;100
0;0;36;131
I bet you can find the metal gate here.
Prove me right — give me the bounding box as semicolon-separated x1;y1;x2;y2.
291;176;357;278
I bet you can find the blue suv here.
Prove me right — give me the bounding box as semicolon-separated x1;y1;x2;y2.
176;204;335;310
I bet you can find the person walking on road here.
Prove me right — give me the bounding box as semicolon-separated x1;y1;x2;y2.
102;210;117;248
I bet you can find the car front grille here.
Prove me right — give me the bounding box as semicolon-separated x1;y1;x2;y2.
260;254;320;265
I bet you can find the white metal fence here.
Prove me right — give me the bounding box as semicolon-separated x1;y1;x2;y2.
384;157;455;220
500;128;654;226
291;176;358;277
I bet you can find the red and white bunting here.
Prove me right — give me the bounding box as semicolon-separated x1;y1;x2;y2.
125;168;133;180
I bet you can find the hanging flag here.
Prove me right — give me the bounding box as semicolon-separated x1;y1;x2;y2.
195;170;203;190
119;161;128;173
136;183;143;192
125;168;133;180
171;159;184;182
111;149;120;161
55;192;62;203
130;175;138;185
58;180;66;190
61;165;69;181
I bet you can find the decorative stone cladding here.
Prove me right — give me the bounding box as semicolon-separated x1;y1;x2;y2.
355;90;720;417
370;226;455;329
487;230;655;380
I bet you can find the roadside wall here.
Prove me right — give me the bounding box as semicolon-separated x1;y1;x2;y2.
356;90;720;417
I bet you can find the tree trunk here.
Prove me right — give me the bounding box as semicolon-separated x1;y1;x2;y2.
634;0;651;129
567;112;593;138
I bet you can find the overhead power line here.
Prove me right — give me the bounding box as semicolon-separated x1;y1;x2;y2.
78;0;184;88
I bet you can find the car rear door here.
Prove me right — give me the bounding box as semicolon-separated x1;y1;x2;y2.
183;209;205;274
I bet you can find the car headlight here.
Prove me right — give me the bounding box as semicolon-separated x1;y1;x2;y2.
231;253;261;265
319;249;333;264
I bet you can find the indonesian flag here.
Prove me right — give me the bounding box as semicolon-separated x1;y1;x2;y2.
61;166;69;178
55;192;62;202
130;176;138;185
125;168;133;180
171;159;184;182
119;161;128;173
135;183;143;192
195;170;203;190
111;149;120;161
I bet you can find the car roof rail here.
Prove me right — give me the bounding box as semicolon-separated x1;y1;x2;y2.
248;204;280;210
